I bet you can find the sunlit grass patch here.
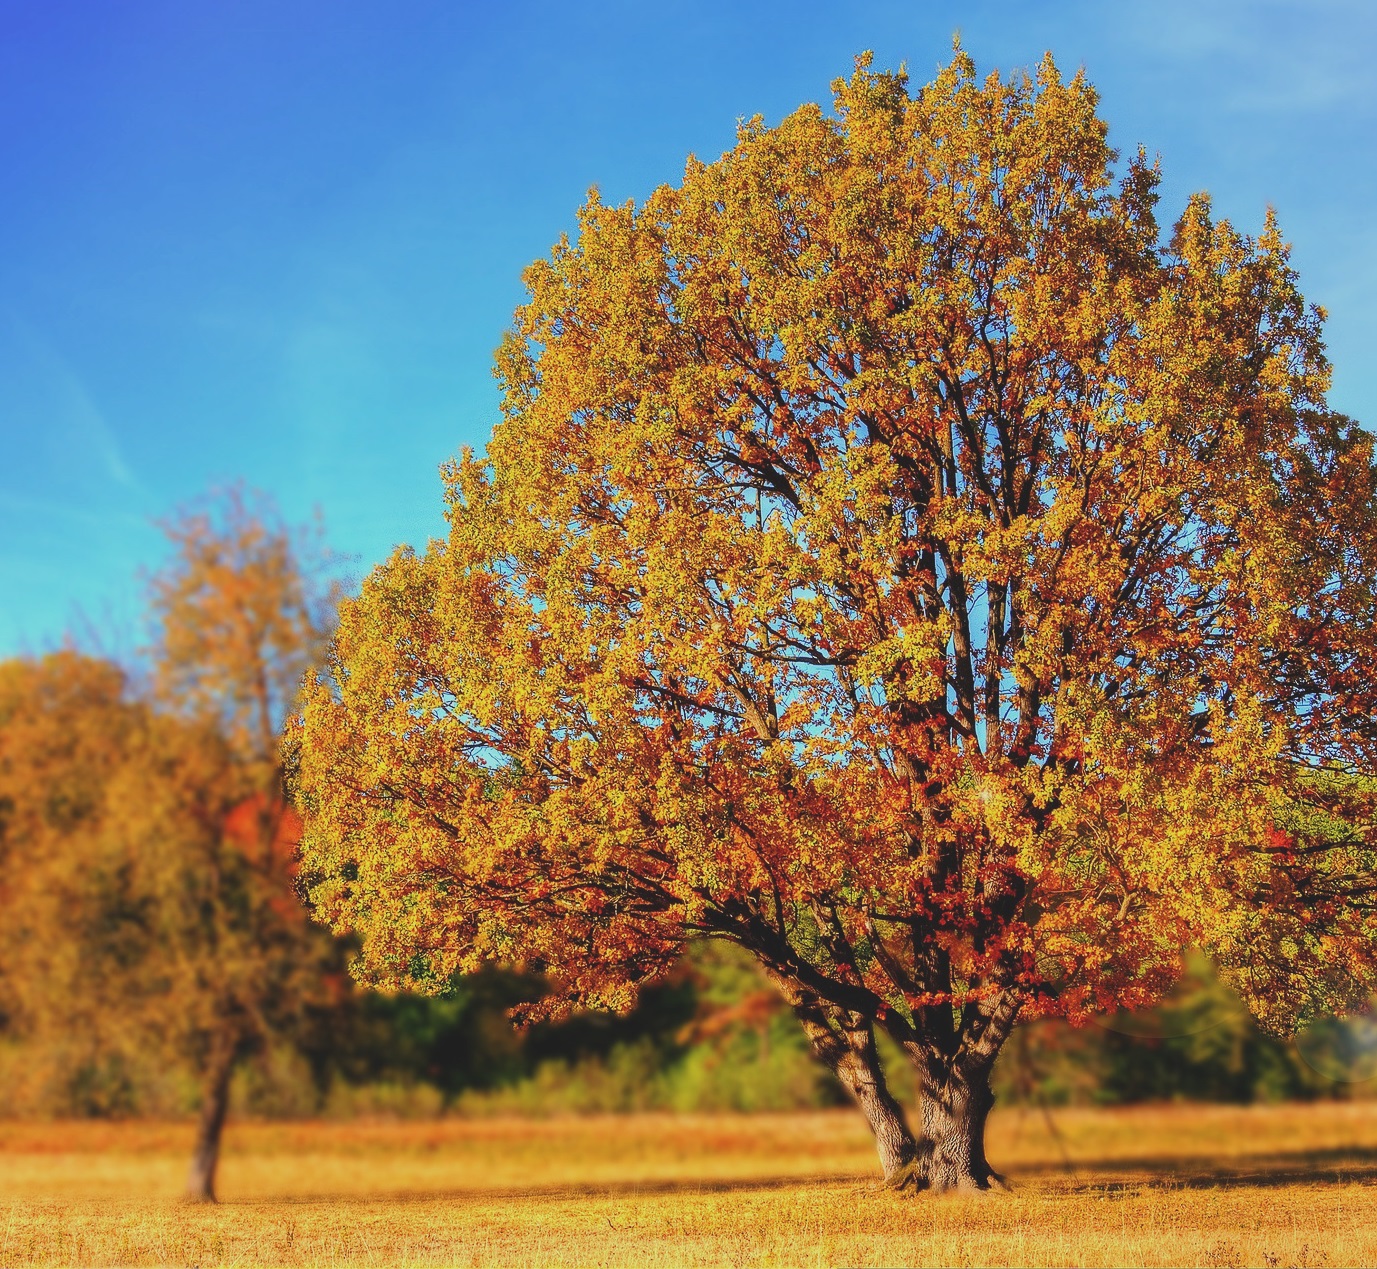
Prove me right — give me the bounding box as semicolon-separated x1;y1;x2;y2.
2;1103;1375;1266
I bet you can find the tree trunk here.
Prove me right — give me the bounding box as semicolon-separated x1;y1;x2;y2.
910;1065;1003;1192
775;986;920;1186
185;1038;236;1203
762;963;1014;1193
834;1021;921;1185
884;993;1019;1193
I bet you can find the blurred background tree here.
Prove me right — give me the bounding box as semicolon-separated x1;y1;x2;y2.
0;653;154;1115
142;486;345;1200
0;487;351;1202
148;485;337;781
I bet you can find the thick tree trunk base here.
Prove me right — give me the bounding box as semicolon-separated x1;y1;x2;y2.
774;976;1013;1197
882;1152;1009;1194
886;1073;1005;1194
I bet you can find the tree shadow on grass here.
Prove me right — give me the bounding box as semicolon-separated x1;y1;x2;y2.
223;1147;1377;1204
236;1172;879;1205
1037;1146;1377;1192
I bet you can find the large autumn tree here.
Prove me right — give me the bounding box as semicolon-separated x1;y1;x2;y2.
0;488;344;1202
297;52;1377;1191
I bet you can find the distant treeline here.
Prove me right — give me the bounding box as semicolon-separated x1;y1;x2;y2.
1;941;1363;1120
341;946;1372;1115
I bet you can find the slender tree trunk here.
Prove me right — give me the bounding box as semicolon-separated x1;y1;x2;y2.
833;1020;920;1185
773;984;921;1186
185;1036;237;1203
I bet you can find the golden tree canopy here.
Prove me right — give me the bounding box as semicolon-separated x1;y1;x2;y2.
299;52;1377;1051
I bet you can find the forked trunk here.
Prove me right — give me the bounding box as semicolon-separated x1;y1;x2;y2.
768;970;1011;1193
886;989;1020;1192
185;1039;236;1203
824;1024;1003;1192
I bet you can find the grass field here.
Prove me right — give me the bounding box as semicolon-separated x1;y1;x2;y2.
1;1102;1375;1267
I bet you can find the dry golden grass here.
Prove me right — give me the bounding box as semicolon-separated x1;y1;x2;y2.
2;1102;1375;1266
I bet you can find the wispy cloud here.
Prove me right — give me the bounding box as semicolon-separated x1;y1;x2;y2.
1;314;142;494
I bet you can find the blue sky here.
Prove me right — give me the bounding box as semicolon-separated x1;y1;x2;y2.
2;0;1374;654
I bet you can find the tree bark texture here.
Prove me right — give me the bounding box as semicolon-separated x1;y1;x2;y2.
824;1015;920;1183
797;1007;1005;1191
911;1065;1002;1191
184;1036;237;1203
775;983;919;1185
886;991;1020;1192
